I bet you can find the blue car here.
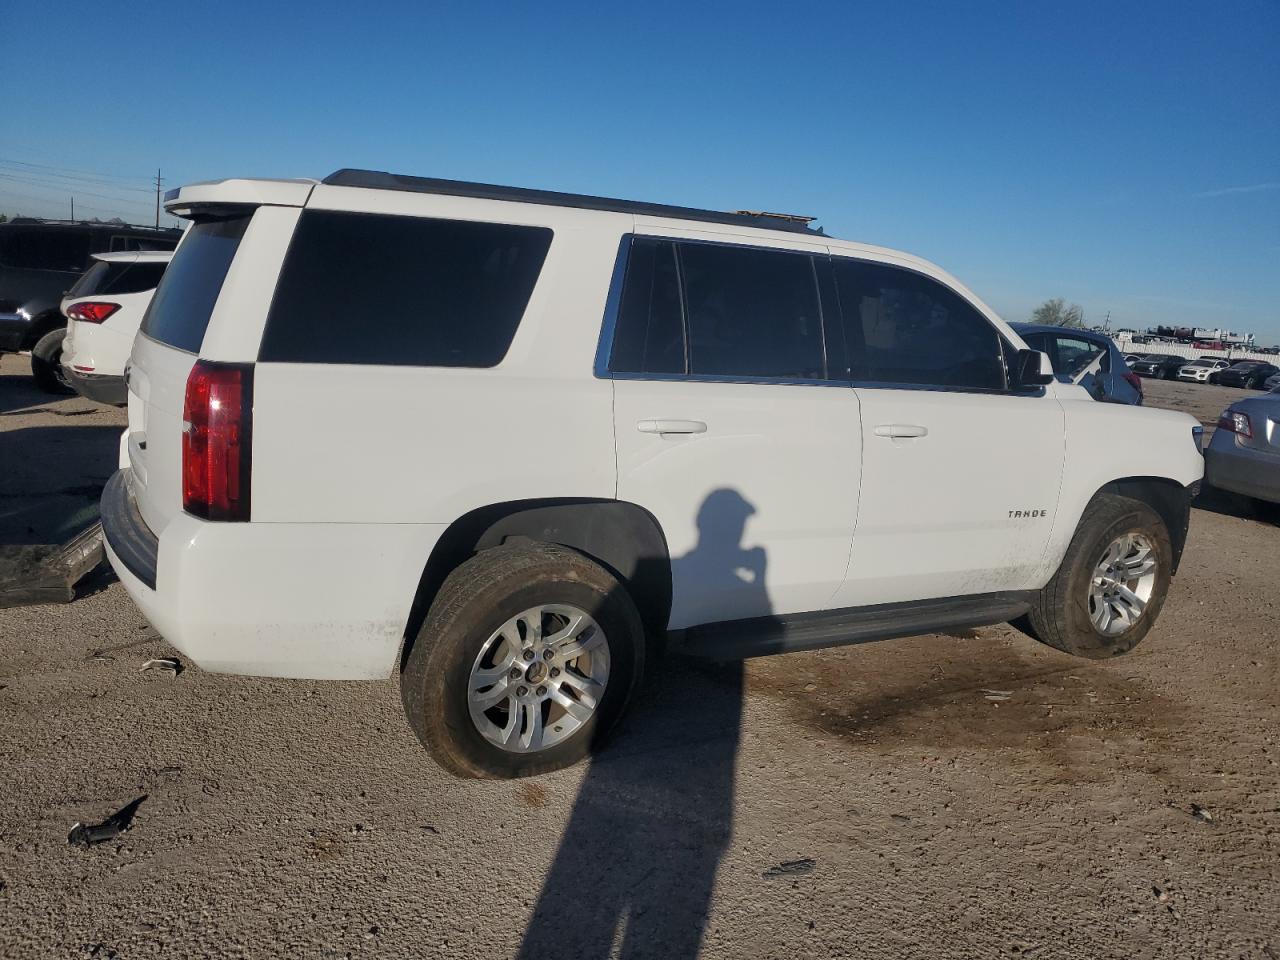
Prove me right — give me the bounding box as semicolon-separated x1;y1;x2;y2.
1011;323;1143;405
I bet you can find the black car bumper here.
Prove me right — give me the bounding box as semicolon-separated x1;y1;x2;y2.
0;311;32;352
66;367;128;406
100;470;158;590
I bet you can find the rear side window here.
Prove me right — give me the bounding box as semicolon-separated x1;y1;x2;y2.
141;216;250;353
259;211;553;367
68;260;167;299
834;259;1005;390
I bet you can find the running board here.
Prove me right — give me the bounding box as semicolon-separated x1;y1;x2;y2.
678;591;1036;660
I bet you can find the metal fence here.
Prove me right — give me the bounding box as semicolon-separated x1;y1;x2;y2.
1113;336;1277;364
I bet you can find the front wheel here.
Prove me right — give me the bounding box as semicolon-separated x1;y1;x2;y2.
1024;494;1172;658
31;328;73;395
400;542;646;778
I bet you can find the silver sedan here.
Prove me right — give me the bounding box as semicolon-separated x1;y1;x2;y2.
1205;388;1280;519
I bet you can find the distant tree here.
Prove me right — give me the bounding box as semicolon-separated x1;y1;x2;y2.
1030;297;1085;327
0;214;7;224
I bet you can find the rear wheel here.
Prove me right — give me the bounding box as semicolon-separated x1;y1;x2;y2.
31;328;73;395
1024;494;1172;659
400;542;646;778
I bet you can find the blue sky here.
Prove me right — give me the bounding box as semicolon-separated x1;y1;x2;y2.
5;0;1278;340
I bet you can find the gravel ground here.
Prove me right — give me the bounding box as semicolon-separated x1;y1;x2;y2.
0;354;1277;959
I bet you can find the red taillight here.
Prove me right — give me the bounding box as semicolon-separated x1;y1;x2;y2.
1216;410;1253;439
1123;371;1143;393
67;301;120;324
182;361;253;521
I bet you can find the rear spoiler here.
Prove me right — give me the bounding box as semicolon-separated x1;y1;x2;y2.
164;178;316;219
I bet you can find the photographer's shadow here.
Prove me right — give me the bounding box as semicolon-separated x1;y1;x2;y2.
518;489;769;959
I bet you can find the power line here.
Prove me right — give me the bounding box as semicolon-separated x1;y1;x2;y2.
0;173;156;208
0;165;153;195
0;156;154;187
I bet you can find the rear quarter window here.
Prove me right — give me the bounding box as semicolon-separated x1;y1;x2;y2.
141;216;250;353
258;210;552;367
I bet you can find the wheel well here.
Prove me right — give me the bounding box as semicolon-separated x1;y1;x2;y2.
400;499;672;668
23;310;65;350
1097;476;1193;573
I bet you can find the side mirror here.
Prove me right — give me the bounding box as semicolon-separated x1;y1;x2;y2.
1013;349;1055;388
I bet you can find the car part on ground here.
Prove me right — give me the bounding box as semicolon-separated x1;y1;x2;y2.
0;521;105;609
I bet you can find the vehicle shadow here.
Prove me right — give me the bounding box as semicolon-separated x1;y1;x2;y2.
517;489;771;960
0;425;119;546
1192;483;1278;525
0;365;59;415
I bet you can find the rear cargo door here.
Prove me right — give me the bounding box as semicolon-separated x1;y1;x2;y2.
125;216;252;536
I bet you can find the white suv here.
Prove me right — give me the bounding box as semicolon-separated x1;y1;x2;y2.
101;170;1205;778
61;251;172;405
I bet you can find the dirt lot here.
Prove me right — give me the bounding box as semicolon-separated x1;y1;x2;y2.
0;354;1276;959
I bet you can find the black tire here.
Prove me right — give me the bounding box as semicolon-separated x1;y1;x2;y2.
31;328;73;395
1024;494;1173;659
400;542;646;778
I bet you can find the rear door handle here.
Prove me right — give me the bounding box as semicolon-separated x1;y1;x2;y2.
637;419;707;435
873;424;928;439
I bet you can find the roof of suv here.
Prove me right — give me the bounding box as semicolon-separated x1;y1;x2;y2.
320;168;827;236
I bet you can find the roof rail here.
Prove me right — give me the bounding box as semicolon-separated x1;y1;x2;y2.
321;169;826;236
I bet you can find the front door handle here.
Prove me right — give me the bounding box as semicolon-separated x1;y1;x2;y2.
637;419;707;435
873;424;928;439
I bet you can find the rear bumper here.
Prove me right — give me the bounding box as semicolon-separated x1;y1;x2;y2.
66;368;128;406
101;469;447;680
0;311;31;352
1205;440;1280;504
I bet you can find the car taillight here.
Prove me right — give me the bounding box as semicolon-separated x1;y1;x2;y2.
1216;410;1253;439
66;301;120;324
182;361;253;521
1123;371;1143;393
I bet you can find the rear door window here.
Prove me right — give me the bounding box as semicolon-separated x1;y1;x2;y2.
678;242;826;380
259;210;552;367
833;259;1006;390
141;216;250;353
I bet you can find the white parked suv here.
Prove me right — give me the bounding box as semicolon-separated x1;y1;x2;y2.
60;250;172;405
101;170;1205;778
1176;358;1229;383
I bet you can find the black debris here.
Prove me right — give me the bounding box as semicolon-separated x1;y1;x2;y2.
762;858;816;878
68;795;148;848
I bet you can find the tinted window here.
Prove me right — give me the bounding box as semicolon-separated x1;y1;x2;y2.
260;211;552;367
679;242;824;379
0;227;90;271
68;260;167;299
1051;335;1106;377
142;216;250;353
833;260;1005;390
608;238;685;374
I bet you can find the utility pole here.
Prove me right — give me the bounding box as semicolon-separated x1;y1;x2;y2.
154;168;163;228
70;196;75;220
